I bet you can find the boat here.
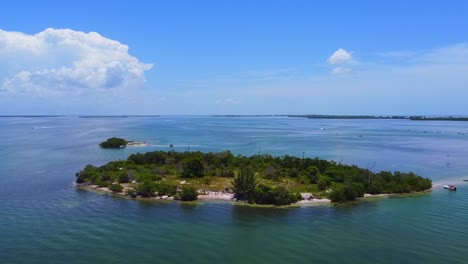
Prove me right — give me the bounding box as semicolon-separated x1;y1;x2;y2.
463;180;468;182
443;185;457;191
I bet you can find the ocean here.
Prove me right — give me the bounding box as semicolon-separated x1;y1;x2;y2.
1;116;467;263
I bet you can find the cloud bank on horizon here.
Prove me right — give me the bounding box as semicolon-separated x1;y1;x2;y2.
0;28;152;96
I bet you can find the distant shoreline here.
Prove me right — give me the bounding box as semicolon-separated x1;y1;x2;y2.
291;115;468;121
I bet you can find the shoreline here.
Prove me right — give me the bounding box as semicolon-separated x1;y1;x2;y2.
76;184;332;205
76;184;430;207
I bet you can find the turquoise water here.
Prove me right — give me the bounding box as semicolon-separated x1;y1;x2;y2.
1;116;468;263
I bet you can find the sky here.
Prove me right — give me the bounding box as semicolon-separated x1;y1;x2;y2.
1;0;467;115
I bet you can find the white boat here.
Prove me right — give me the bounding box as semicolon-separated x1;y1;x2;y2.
443;184;457;191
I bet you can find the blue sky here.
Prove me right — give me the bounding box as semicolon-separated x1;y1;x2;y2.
1;0;467;115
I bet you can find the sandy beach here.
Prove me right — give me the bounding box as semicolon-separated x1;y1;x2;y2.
197;191;235;201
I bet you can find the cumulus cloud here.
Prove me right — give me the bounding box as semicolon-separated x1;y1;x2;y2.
327;48;352;65
327;48;353;74
0;28;152;95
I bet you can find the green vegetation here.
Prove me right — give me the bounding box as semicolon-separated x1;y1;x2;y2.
232;167;258;201
76;150;432;205
134;181;176;198
252;184;301;206
180;186;198;201
99;137;127;148
109;183;123;192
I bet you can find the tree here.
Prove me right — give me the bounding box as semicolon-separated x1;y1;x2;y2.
317;175;332;190
329;185;358;202
264;165;280;180
271;186;292;206
154;182;177;196
135;181;156;197
75;174;85;184
181;157;205;178
253;185;300;206
329;187;347;202
180;187;198;201
75;164;98;183
253;184;274;204
232;167;258;201
306;166;319;183
289;168;300;178
119;173;130;183
343;186;358;201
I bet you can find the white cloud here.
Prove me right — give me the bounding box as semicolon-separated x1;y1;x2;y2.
327;48;352;65
0;28;152;95
331;67;351;75
416;43;468;64
327;48;353;74
215;98;241;105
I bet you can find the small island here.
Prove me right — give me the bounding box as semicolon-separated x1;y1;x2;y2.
99;137;127;148
76;150;432;206
99;137;148;148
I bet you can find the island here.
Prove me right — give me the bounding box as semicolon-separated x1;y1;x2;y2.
99;137;149;148
99;137;127;148
75;150;432;206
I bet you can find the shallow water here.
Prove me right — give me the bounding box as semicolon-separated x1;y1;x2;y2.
1;116;467;263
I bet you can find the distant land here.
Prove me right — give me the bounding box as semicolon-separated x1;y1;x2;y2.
78;115;160;118
288;115;407;119
0;115;61;118
291;115;468;121
214;115;468;121
0;115;159;118
409;116;468;121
